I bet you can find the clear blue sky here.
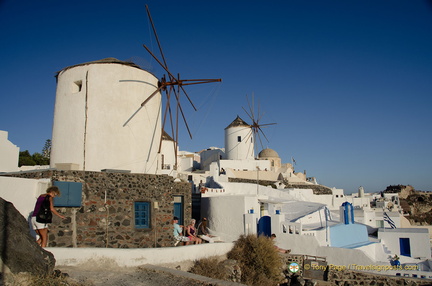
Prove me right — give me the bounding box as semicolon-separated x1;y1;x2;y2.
1;0;431;193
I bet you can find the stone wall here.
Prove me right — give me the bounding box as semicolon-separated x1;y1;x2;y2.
227;177;333;194
228;177;277;188
282;181;333;195
7;170;191;248
327;268;431;286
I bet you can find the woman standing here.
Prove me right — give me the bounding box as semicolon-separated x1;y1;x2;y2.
186;219;202;244
31;186;66;247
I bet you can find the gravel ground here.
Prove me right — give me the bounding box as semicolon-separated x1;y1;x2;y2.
58;264;244;286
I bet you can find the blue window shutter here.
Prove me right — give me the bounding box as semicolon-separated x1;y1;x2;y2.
53;181;69;206
135;202;150;229
174;203;182;225
53;181;82;207
173;195;184;225
67;182;82;206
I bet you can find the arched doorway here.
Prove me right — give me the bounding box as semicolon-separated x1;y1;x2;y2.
257;216;271;237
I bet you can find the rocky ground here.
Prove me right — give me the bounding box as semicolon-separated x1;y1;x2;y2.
384;185;432;225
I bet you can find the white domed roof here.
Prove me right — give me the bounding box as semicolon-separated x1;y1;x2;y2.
258;148;279;158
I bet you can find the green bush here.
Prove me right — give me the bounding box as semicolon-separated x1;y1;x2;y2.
227;234;283;286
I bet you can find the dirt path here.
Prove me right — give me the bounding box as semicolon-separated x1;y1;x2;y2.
58;264;244;286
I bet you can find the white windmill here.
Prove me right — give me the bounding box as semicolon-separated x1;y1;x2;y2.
224;95;276;161
50;6;221;174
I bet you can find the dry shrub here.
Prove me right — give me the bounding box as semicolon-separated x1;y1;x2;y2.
28;274;67;286
189;256;227;280
26;272;92;286
227;234;283;286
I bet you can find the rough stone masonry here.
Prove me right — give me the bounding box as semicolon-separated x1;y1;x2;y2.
7;170;192;248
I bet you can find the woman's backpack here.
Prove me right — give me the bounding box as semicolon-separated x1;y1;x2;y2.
36;195;52;223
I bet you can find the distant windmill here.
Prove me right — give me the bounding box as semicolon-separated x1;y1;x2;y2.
242;94;277;157
126;5;221;169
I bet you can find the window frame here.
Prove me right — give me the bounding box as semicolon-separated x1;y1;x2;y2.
134;201;151;229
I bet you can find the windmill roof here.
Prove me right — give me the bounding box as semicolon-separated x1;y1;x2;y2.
56;58;144;77
225;116;250;129
161;130;174;141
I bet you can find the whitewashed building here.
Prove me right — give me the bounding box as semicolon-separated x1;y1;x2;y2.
0;130;19;173
184;115;432;277
378;228;431;260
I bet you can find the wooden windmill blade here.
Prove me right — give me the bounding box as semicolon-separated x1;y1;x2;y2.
172;83;193;139
143;43;221;112
246;93;254;121
140;85;163;107
143;5;221;132
142;45;177;87
145;5;170;71
241;106;253;123
257;123;276;143
179;83;197;112
158;85;173;152
256;99;264;124
141;5;222;170
243;94;277;155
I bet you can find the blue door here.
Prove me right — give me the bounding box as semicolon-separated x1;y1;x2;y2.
257;216;271;237
399;238;411;257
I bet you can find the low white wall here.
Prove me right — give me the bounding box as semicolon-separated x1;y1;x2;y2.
201;195;253;242
317;246;375;266
0;176;50;218
220;159;269;172
277;233;384;267
48;243;234;267
356;241;389;263
230;169;278;181
277;233;321;256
